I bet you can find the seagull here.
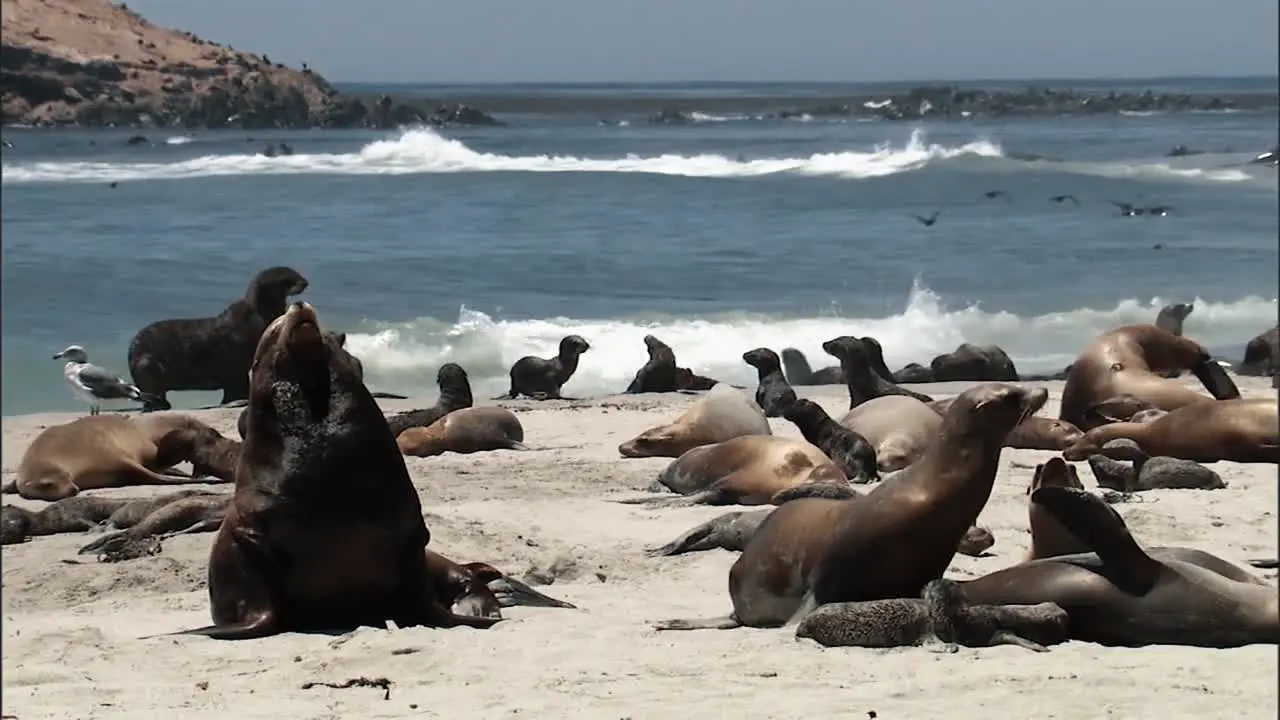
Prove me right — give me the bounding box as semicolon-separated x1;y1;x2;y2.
911;210;941;227
53;345;150;416
1050;194;1079;206
1144;205;1173;217
1109;200;1144;217
980;190;1011;201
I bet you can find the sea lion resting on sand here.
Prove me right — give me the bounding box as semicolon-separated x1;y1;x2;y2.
128;266;309;411
796;578;1068;652
962;485;1278;647
647;507;995;559
840;395;941;473
655;383;1045;631
1058;324;1239;431
397;407;529;457
165;302;500;640
618;383;770;459
618;435;853;508
4;414;236;502
1063;398;1278;464
742;348;798;418
78;492;233;558
1086;446;1226;492
497;335;591;400
927;395;1083;451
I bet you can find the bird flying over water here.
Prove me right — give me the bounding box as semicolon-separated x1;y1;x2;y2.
1144;205;1173;217
53;345;151;416
1109;200;1143;216
980;190;1011;201
911;210;941;227
1049;194;1079;206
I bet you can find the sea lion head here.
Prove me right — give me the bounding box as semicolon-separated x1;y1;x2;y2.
1;506;31;545
741;347;782;373
559;335;591;357
253;265;309;297
821;336;872;375
618;425;680;458
248;302;365;431
945;383;1048;444
642;334;670;355
1027;456;1084;495
436;363;474;406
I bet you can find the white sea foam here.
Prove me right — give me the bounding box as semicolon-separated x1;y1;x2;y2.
342;281;1279;400
164;136;194;145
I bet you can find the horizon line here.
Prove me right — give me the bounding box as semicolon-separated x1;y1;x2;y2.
328;73;1280;87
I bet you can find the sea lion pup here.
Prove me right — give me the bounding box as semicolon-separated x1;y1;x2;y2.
795;578;1068;652
1238;324;1279;378
1063;397;1279;464
961;486;1280;648
383;363;475;438
617;435;852;507
618;383;770;459
165;302;499;640
742;348;798;417
927;396;1083;451
654;383;1045;632
78;492;233;558
496;335;591;400
5;414;232;501
780;348;842;386
127;266;309;411
821;336;933;408
1058;324;1239;431
781;399;878;483
1086;447;1226;492
397;407;528;457
647;507;994;558
625;335;679;393
424;549;577;619
1;496;132;544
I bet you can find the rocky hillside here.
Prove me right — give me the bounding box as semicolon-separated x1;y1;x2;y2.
0;0;498;128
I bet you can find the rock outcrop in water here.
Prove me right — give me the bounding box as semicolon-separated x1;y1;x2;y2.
0;0;501;129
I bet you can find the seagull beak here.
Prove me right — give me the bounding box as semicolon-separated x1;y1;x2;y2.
51;352;63;360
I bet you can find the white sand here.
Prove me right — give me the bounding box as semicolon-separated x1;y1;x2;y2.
3;379;1277;719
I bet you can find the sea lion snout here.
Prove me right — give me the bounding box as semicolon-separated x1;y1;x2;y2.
282;303;326;360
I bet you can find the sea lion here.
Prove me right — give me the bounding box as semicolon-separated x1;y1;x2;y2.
396;407;528;457
961;486;1279;647
795;578;1068;652
647;507;995;559
674;366;719;391
1058;324;1239;431
78;493;233;559
383;363;475;438
1086;450;1226;491
626;335;679;394
617;435;851;507
424;549;576;619
1025;457;1086;561
821;336;933;407
1238;325;1279;378
618;384;770;459
128;266;309;411
926;344;1019;383
781;398;878;482
654;383;1045;630
780;348;843;386
496;335;591;400
1063;398;1278;464
1;495;132;544
742;348;798;417
5;414;232;501
927;396;1083;451
165;301;499;639
839;395;942;473
1155;302;1194;336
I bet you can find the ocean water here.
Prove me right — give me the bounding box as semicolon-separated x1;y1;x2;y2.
2;80;1277;416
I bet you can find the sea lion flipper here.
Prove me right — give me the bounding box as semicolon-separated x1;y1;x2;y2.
1;478;15;494
1192;359;1240;400
1249;558;1280;569
987;629;1050;653
1030;486;1163;595
163;612;279;640
653;615;743;631
488;575;577;609
370;391;410;399
920;634;960;654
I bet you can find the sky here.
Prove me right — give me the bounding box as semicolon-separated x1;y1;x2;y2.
126;0;1280;84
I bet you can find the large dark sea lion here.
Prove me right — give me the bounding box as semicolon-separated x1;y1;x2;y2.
128;266;308;411
822;336;933;407
1058;324;1239;431
396;407;528;457
4;414;234;501
742;348;798;417
961;486;1279;647
1063;397;1278;464
383;363;475;438
781;398;878;482
618;384;769;459
164;302;499;639
780;348;842;386
655;383;1044;630
925;344;1019;383
497;335;591;400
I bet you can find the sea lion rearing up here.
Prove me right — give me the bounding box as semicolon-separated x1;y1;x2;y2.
5;414;233;501
781;398;878;482
1063;398;1279;464
1058;324;1239;431
822;336;933;408
961;486;1279;647
626;335;679;394
383;363;475;438
397;407;529;457
128;266;309;411
618;383;769;459
165;302;500;640
742;348;798;417
497;335;591;400
618;435;851;507
655;383;1045;631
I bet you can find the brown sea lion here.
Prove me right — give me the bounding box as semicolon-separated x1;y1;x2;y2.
127;266;308;410
1155;302;1194;337
162;302;499;640
383;363;475;438
928;395;1083;451
625;335;679;393
822;336;934;407
617;435;851;507
1025;457;1086;561
1058;324;1239;431
618;383;769;459
654;383;1045;630
1063;398;1278;464
496;335;590;400
5;414;233;501
961;486;1279;647
78;492;233;558
839;395;941;473
396;406;528;457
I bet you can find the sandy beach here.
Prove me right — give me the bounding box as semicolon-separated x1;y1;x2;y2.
2;377;1277;719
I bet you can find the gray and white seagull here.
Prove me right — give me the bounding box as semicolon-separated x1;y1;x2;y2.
53;345;150;416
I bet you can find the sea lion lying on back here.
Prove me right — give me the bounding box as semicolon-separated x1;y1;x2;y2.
128;266;308;411
397;407;529;457
618;384;770;459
